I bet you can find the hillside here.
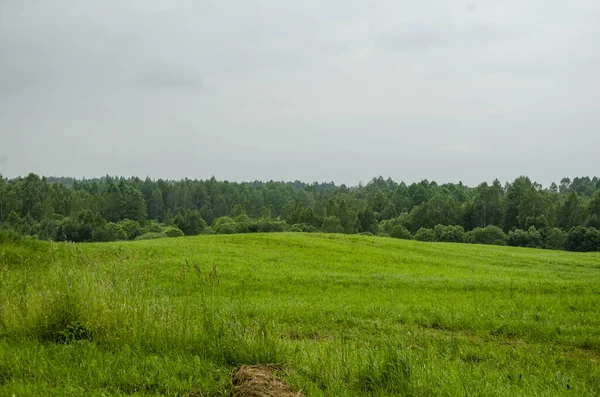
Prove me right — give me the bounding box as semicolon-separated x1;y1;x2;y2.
1;233;599;396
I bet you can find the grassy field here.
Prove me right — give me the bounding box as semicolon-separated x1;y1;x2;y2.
1;233;599;396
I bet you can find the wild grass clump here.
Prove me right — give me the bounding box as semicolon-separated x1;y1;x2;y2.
356;343;412;394
37;291;89;343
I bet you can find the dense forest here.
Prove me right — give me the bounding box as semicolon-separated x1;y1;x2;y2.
1;173;600;252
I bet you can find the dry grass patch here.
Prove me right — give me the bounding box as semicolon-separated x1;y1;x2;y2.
231;365;302;397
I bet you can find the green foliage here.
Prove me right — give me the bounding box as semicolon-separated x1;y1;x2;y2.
507;226;544;248
390;225;412;240
464;226;507;246
58;210;106;242
213;217;237;234
433;224;465;243
103;180;147;223
256;218;287;233
544;228;568;250
233;214;256;233
144;221;163;234
0;229;24;244
135;232;166;241
566;226;600;252
94;222;127;242
289;223;319;233
321;216;344;234
117;219;142;240
164;226;184;238
357;207;379;234
57;321;91;344
175;210;207;236
2;173;600;250
414;228;436;242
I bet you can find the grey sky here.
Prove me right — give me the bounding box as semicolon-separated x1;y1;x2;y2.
1;0;599;186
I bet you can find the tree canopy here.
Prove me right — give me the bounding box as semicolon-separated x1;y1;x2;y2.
1;173;599;251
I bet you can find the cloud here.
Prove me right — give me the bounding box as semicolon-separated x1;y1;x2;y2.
0;0;599;186
439;142;484;154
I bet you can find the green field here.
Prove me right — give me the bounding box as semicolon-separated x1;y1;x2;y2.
1;233;599;396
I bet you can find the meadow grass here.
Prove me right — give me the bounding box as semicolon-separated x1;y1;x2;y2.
1;233;599;396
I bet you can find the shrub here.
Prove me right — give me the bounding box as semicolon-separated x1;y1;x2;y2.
213;216;235;227
117;219;142;240
213;217;237;234
433;224;464;243
179;210;207;236
233;214;256;233
507;226;543;248
164;226;184;238
414;228;436;242
464;226;507;246
290;223;319;233
145;221;163;233
0;229;24;244
134;232;166;241
380;214;411;235
544;228;568;250
390;225;412;240
256;219;286;233
214;222;236;234
567;226;600;252
321;216;344;234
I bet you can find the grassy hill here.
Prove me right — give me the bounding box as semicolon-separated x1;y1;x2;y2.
1;233;599;396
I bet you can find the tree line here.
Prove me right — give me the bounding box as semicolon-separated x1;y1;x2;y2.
1;173;599;252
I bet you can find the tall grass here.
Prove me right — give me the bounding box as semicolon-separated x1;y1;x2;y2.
1;233;599;395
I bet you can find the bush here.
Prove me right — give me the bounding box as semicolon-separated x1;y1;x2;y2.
164;226;184;238
0;229;24;244
213;216;235;227
566;226;600;252
117;219;142;240
134;232;166;241
92;222;126;242
214;222;236;234
290;223;319;233
390;225;412;240
233;214;256;233
179;210;207;236
145;221;163;233
464;226;507;246
256;219;287;233
212;217;237;234
380;214;411;235
544;228;568;250
414;228;436;242
507;226;543;248
321;216;344;234
433;224;464;243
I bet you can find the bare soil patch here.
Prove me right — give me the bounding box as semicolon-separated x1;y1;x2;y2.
231;365;303;397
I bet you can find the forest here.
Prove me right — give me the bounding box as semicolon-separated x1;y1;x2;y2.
1;173;599;252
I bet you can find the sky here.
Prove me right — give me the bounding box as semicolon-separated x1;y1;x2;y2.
1;0;599;187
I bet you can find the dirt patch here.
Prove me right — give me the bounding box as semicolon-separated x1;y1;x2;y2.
231;365;303;397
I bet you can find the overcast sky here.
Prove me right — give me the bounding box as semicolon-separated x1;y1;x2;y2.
1;0;599;187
